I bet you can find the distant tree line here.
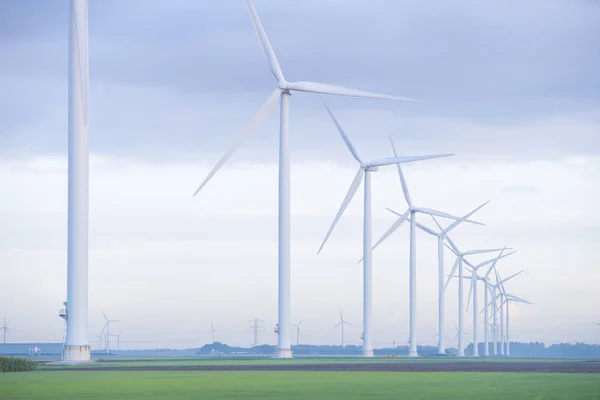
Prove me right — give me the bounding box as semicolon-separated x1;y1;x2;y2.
195;341;600;358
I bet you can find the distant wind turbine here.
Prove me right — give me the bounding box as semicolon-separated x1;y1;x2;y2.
208;322;220;344
112;332;123;351
192;0;418;359
411;201;490;354
101;312;119;355
462;247;517;356
443;235;505;357
453;323;468;347
292;321;303;346
482;267;526;356
1;318;12;344
464;246;516;357
494;268;533;356
334;311;351;348
317;106;452;358
373;158;484;357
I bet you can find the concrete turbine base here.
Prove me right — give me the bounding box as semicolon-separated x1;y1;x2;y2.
276;348;293;358
408;350;419;357
61;345;91;362
362;350;374;358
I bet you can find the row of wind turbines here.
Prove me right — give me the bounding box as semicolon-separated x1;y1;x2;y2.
58;0;538;361
193;0;532;358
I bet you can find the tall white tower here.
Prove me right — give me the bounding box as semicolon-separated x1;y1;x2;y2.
62;0;91;362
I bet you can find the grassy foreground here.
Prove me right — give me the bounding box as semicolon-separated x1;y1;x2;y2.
1;371;600;400
38;356;595;369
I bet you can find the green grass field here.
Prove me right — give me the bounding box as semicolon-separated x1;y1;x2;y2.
38;356;598;368
1;371;600;400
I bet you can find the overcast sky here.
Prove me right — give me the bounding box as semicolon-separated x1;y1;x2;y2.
0;0;599;350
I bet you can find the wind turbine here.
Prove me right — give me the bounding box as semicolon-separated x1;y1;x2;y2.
450;250;516;357
1;318;12;344
483;267;525;356
316;106;452;358
464;247;517;356
192;0;417;359
410;201;490;354
334;311;351;348
101;312;119;355
112;332;122;351
292;321;303;346
63;0;91;362
452;323;468;348
207;322;220;344
464;246;516;357
372;153;483;357
494;268;532;356
443;235;505;357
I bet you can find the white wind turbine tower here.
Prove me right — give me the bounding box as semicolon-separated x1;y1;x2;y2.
316;105;452;358
464;246;516;357
450;250;516;356
494;268;532;356
372;153;483;357
192;0;417;359
63;0;91;363
500;294;533;356
485;268;525;356
1;318;12;344
101;312;119;355
464;247;517;356
443;235;505;357
292;321;303;346
334;311;351;348
110;332;123;351
410;202;490;354
208;322;220;344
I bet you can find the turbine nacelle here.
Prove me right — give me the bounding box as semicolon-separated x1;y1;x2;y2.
360;163;379;171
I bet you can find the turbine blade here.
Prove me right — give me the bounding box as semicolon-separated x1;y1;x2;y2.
193;89;281;196
287;81;419;102
478;251;514;269
500;269;525;285
443;238;460;256
333;322;342;329
372;209;410;251
505;293;533;304
357;208;410;263
463;248;506;256
415;207;483;225
444;257;461;290
389;136;413;207
102;311;108;322
462;257;476;270
245;0;285;84
431;215;444;232
415;221;438;236
317;168;364;254
466;273;476;312
365;154;453;168
320;97;361;163
483;247;510;276
443;200;491;234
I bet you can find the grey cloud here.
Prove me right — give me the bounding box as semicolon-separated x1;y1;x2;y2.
0;0;599;159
